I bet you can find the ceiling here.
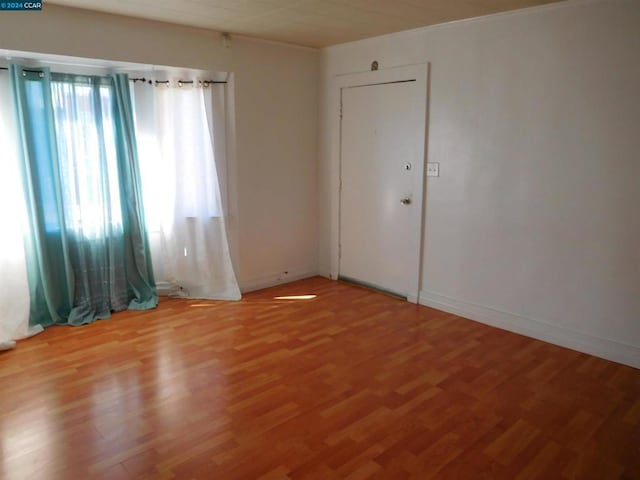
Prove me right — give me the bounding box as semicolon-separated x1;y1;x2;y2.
48;0;565;48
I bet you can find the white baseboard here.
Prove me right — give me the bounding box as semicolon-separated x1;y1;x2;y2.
239;266;318;293
155;281;175;296
419;289;640;369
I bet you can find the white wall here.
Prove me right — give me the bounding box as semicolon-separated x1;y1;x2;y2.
319;0;640;367
0;4;319;292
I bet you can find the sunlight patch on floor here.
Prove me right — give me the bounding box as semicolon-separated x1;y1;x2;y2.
273;295;317;301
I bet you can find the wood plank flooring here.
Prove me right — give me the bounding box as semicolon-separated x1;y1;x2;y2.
0;277;638;479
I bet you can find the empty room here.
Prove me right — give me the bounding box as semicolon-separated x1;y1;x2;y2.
0;0;638;478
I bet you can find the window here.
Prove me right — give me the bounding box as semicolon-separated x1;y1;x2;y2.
50;78;124;237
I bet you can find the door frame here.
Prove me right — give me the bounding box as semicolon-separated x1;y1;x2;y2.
329;64;429;303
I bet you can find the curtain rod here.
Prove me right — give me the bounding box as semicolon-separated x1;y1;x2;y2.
131;77;227;86
0;68;227;85
0;67;43;73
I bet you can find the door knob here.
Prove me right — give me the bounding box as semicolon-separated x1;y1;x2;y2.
400;198;412;205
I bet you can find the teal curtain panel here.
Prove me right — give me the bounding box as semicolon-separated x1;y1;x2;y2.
10;65;157;327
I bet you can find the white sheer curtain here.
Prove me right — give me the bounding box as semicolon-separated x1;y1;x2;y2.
133;82;240;300
0;73;43;351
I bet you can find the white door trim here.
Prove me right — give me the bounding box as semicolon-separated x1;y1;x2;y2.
329;64;429;303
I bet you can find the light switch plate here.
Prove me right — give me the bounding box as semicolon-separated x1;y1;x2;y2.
426;162;439;177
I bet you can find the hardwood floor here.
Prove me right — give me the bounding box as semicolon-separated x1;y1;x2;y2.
0;277;638;479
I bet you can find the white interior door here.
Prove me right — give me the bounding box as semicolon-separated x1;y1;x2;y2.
339;79;423;298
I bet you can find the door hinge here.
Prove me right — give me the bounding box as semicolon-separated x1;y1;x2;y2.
340;101;343;119
338;244;342;259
